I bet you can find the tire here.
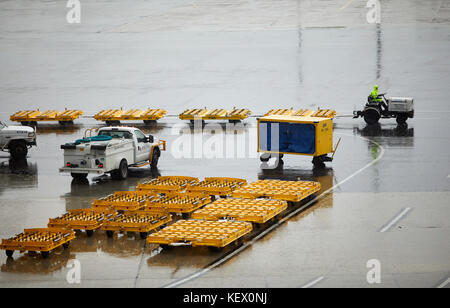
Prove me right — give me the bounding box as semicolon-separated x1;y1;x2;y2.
86;230;94;237
363;107;381;125
139;232;148;239
396;115;408;125
63;242;70;249
41;251;50;259
260;153;271;162
106;230;114;238
71;173;88;180
9;141;28;159
150;148;160;169
111;159;128;180
312;156;326;168
6;250;13;258
144;120;156;126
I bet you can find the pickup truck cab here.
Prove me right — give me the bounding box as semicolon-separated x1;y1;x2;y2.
0;121;36;159
59;127;166;180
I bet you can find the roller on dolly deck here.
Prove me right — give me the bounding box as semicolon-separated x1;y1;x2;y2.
101;209;172;239
0;228;76;259
94;108;167;125
232;179;321;204
192;198;288;225
185;177;247;198
10;109;84;125
257;108;340;168
47;209;116;237
146;219;252;250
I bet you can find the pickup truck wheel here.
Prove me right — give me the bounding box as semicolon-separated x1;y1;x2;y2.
111;159;128;180
150;148;160;169
9;141;28;159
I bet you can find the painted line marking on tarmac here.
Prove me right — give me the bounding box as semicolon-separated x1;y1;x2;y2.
162;134;385;288
436;276;450;288
340;0;355;10
378;207;413;233
302;276;325;288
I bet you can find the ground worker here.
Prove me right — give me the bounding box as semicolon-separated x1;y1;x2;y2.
369;85;383;103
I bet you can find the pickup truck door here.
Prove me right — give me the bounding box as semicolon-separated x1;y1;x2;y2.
134;130;151;162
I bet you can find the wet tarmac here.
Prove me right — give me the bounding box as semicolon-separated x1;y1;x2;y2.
0;0;449;288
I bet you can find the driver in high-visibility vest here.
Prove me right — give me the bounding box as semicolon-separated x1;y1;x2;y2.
370;85;383;103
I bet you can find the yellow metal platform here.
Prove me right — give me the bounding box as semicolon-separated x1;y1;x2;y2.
100;210;172;237
92;191;158;211
144;192;212;214
47;209;115;232
137;176;200;194
186;177;248;197
0;228;76;256
146;219;252;248
179;108;251;121
10;109;84;124
231;180;321;202
264;108;336;119
94;108;167;123
192;198;288;224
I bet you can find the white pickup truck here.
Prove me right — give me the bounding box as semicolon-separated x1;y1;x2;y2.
59;127;166;180
0;120;36;159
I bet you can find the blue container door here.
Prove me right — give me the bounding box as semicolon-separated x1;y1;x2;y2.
259;121;315;154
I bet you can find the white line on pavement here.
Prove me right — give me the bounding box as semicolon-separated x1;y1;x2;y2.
302;276;325;288
379;207;412;233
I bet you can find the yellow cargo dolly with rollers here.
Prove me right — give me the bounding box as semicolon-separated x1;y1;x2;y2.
257;110;340;168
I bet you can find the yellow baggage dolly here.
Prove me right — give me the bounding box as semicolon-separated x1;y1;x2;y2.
257;108;339;167
0;228;76;259
10;109;84;125
48;209;115;237
185;177;248;198
94;108;167;125
179;108;252;124
101;209;172;239
92;191;158;211
146;219;252;250
232;179;321;204
192;198;287;225
144;192;212;219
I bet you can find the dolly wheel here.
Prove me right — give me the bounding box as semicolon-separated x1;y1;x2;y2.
6;250;13;258
106;231;114;238
139;232;148;239
396;115;408;125
41;251;50;259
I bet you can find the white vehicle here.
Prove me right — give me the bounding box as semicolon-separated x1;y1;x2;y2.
59;127;166;180
0;121;36;159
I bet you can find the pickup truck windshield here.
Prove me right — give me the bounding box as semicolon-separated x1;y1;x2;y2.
0;121;5;129
98;130;133;139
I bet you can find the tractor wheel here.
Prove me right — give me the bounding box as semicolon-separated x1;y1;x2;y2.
363;107;381;125
396;115;408;125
